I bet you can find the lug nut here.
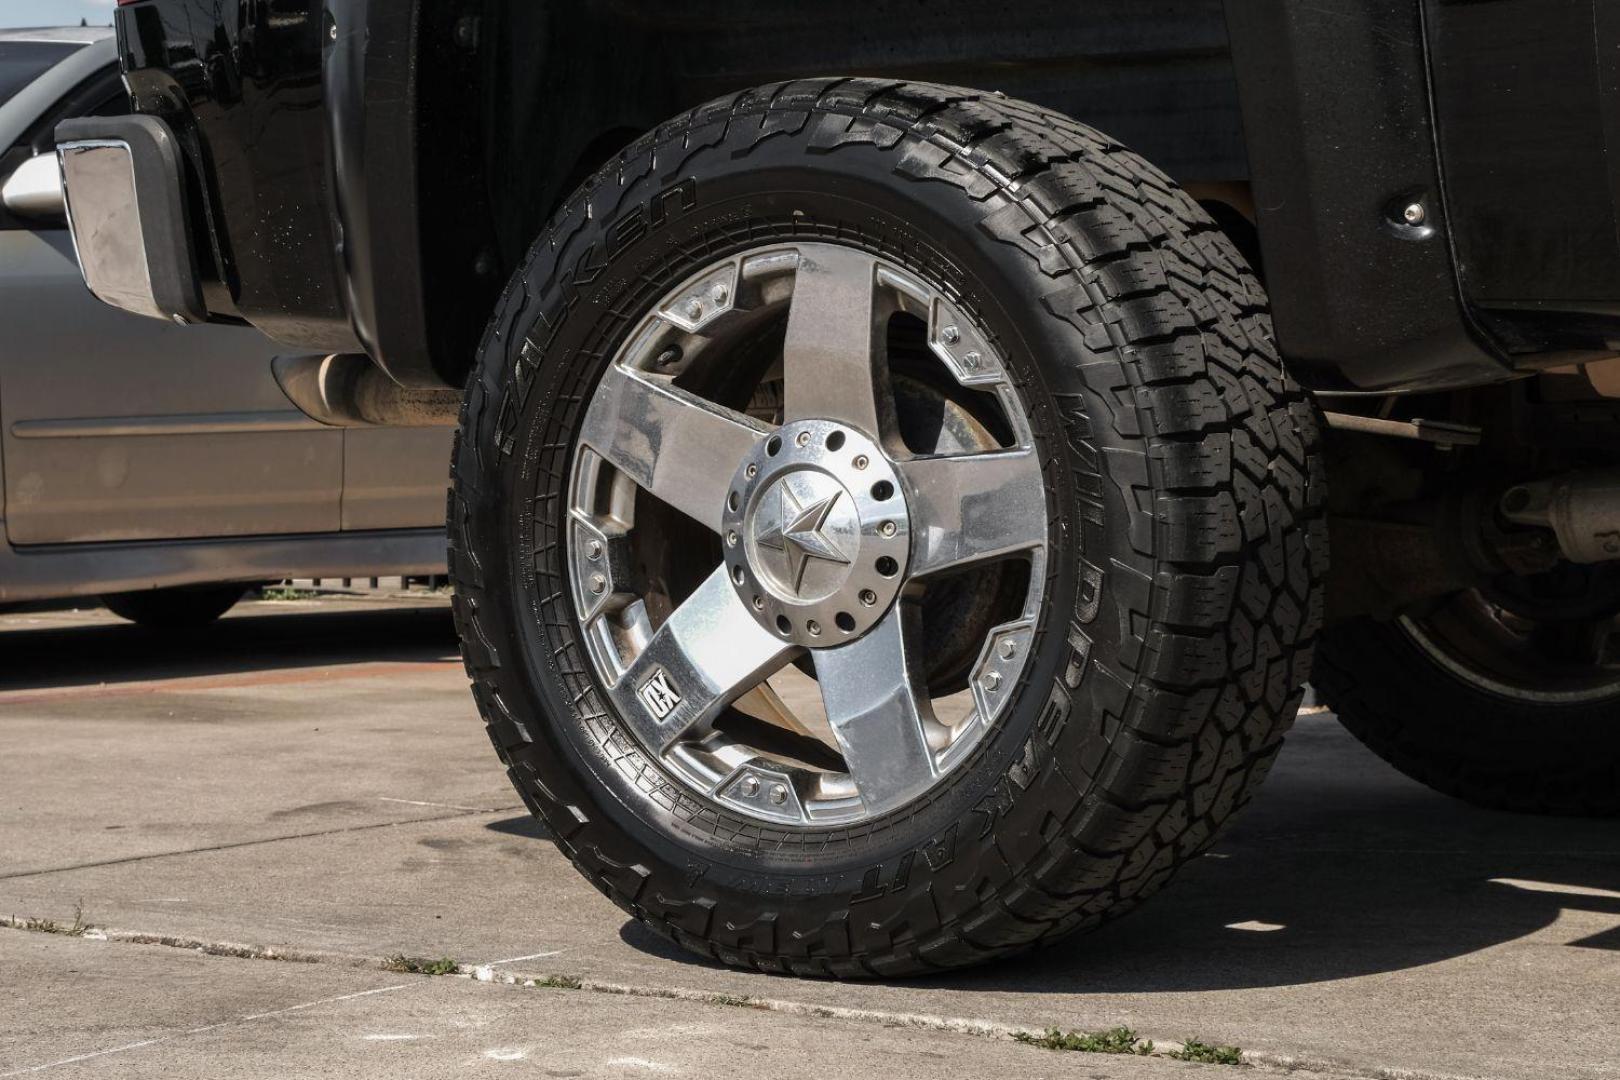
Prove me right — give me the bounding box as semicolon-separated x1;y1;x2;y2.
941;324;961;345
726;530;739;547
859;589;877;606
745;463;758;478
709;281;729;304
1402;202;1426;226
852;455;869;470
981;671;1001;692
752;595;764;610
740;776;760;797
796;431;811;447
585;539;603;561
879;520;897;538
999;639;1016;660
769;784;788;805
685;298;703;319
963;350;982;370
588;573;607;595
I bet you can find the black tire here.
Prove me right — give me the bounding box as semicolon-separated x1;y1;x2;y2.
1316;616;1620;817
450;79;1326;976
102;584;245;630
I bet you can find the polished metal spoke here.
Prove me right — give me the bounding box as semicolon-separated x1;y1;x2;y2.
580;363;768;534
781;246;885;438
813;604;939;815
898;449;1046;577
611;567;793;754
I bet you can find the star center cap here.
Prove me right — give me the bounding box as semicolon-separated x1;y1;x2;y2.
752;474;855;598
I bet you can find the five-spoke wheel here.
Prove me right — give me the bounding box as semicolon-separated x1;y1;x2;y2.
569;244;1046;824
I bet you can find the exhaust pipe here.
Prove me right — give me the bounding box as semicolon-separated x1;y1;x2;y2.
272;354;460;428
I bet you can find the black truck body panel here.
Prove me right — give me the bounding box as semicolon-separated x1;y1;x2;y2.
103;0;1620;393
109;0;1250;387
121;0;353;349
1426;0;1620;354
1226;0;1508;393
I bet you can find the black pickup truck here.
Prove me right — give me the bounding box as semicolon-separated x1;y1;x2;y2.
49;0;1620;977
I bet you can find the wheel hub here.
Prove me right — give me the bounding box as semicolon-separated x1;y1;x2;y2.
722;419;910;647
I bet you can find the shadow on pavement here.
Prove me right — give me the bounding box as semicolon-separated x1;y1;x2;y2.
615;718;1620;991
486;815;552;841
0;602;458;694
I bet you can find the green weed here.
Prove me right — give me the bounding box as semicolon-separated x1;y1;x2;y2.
1166;1039;1243;1065
1014;1026;1153;1055
382;954;459;976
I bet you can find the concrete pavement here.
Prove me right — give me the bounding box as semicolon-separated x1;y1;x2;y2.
2;597;1617;1079
11;931;1274;1080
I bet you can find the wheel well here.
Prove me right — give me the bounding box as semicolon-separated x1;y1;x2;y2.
414;0;1252;387
1186;182;1263;280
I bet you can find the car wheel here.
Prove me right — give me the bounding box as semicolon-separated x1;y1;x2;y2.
102;584;245;630
1317;566;1620;817
450;79;1326;976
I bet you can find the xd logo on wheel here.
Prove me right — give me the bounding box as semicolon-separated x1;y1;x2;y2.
637;668;682;720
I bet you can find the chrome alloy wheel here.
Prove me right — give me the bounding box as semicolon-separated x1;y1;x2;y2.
566;243;1048;826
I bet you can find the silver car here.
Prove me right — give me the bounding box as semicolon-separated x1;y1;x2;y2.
0;28;448;627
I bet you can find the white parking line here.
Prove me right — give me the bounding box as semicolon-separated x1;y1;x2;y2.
0;983;416;1076
479;949;567;966
375;797;506;812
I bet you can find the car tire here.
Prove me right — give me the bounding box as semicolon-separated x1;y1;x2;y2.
1317;612;1620;817
450;79;1327;976
102;584;245;630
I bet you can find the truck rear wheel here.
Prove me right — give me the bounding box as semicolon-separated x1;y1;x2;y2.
1316;570;1620;817
450;79;1326;976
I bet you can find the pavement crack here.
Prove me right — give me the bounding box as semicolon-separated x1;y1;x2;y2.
466;966;1434;1080
0;806;521;881
0;919;1496;1080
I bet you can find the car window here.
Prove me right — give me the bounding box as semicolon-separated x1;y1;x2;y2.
0;60;119;232
0;41;82;108
9;62;122;159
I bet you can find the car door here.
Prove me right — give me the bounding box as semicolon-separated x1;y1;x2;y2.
0;52;341;546
341;426;453;531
